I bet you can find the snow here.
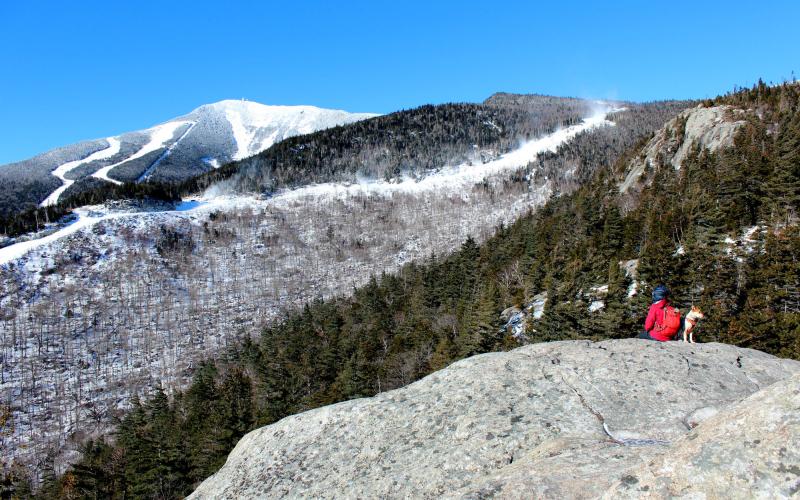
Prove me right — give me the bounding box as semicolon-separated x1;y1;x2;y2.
137;122;197;182
219;100;379;160
0;211;106;264
528;292;548;319
0;199;221;265
175;200;205;211
723;225;765;260
40;138;122;206
92;121;194;185
273;107;620;202
588;300;605;312
3;106;620;268
202;157;221;169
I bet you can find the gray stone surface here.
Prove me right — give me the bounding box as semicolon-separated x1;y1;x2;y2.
619;105;747;194
189;340;799;499
604;372;800;499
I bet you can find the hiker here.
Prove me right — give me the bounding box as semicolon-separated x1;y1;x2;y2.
637;284;682;341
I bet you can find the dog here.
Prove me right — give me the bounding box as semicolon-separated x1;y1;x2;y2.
681;306;705;343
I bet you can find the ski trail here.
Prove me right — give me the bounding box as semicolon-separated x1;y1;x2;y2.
0;200;214;266
40;138;122;207
2;107;620;266
92;121;194;185
137;122;197;183
225;108;252;160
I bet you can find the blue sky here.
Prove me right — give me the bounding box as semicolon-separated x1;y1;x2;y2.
1;0;798;164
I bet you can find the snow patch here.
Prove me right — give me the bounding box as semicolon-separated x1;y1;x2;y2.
589;300;605;312
529;292;547;319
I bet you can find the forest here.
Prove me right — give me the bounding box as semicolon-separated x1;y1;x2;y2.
5;82;797;498
0;96;687;484
0;96;587;239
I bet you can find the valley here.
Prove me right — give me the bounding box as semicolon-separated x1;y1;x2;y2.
1;105;620;474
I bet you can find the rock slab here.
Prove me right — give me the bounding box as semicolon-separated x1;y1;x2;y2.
190;340;800;499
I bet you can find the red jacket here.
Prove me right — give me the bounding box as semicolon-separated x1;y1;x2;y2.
644;299;672;341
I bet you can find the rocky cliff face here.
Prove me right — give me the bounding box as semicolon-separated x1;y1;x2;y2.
618;104;748;199
189;340;799;499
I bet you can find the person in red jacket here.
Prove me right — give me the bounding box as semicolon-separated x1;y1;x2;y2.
637;284;681;341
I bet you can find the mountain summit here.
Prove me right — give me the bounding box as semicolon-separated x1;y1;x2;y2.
0;100;377;214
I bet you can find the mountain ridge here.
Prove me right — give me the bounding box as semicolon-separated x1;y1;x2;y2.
0;99;377;218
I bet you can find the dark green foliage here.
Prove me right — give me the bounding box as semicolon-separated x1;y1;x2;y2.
155;225;195;256
0;183;180;239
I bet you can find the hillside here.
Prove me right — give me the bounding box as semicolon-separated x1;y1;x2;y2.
0;95;594;238
0;100;376;232
190;340;800;498
6;83;799;497
0;96;689;492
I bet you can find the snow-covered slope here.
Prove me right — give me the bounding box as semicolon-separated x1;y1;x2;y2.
0;100;377;208
0;107;619;469
217;100;378;160
91;121;195;186
0;106;616;265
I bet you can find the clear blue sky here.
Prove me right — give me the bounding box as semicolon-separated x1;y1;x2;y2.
1;0;797;164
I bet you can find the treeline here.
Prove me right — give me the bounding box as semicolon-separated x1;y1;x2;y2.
177;100;592;196
0;182;180;238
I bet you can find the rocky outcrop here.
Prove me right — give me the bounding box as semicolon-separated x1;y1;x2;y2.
190;340;799;499
604;371;800;498
619;105;748;195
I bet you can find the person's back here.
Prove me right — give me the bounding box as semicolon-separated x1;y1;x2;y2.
638;285;681;341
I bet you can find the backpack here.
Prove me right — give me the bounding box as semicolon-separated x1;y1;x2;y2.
654;305;681;337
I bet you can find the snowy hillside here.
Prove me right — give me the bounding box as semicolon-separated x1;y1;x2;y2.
0;107;620;470
215;100;380;161
0;95;694;482
0;100;377;210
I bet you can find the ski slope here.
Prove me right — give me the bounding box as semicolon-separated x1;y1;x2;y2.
92;121;194;185
40;138;121;207
137;122;198;182
1;106;618;267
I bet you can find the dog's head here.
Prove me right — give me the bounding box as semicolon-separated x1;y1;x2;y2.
689;305;705;319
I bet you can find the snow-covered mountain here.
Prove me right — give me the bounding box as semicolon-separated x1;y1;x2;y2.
0;100;377;210
0;95;691;479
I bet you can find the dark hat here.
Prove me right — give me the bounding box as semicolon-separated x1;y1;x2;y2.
652;284;669;302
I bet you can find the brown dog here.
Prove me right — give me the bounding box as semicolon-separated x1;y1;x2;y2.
682;306;705;343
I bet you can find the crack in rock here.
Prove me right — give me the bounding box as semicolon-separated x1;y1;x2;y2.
559;370;670;448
